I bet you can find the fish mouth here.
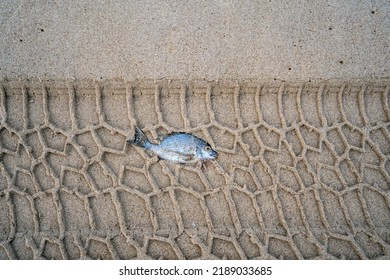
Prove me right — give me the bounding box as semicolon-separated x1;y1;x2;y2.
210;150;218;159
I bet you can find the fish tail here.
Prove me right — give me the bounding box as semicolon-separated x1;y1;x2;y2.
128;127;150;148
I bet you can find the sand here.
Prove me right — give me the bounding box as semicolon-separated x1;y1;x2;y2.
0;1;389;260
0;0;389;80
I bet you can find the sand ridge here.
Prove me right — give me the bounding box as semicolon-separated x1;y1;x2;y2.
0;79;389;259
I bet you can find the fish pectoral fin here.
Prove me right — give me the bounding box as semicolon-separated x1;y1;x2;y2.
173;151;194;161
159;148;195;162
181;154;195;161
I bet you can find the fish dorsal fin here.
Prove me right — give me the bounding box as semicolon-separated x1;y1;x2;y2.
168;131;187;136
161;131;188;140
157;131;186;142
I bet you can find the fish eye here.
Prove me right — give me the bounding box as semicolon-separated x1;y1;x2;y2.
204;146;211;151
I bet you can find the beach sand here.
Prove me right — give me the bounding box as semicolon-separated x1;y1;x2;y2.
0;1;389;259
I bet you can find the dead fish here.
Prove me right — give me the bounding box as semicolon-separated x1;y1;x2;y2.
128;127;218;164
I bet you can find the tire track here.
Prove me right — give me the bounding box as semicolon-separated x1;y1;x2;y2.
0;79;389;259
